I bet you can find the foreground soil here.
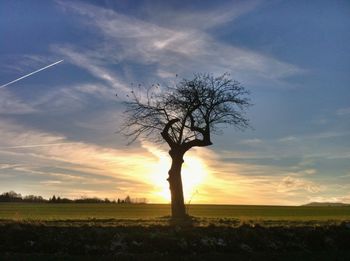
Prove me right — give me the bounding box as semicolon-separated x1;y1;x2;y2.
1;220;350;260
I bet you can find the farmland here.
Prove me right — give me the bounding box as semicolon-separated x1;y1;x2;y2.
1;203;350;260
1;203;350;222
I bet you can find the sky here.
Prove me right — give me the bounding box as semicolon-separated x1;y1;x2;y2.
0;0;349;205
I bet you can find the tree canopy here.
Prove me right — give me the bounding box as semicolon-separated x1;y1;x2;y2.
121;73;251;150
121;73;251;219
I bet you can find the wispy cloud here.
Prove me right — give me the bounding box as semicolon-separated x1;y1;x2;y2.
31;82;118;113
53;46;130;94
337;107;350;116
307;194;350;204
0;90;36;114
0;143;78;150
0;120;293;203
278;176;322;193
0;120;168;200
240;138;263;146
0;163;20;170
138;0;261;32
1;119;344;205
278;136;298;143
0;54;59;74
55;1;303;87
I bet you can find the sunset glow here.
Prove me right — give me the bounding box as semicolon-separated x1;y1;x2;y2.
0;1;349;206
2;2;350;259
144;144;209;203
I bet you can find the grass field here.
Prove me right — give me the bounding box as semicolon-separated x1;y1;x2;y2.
1;203;350;260
1;203;350;222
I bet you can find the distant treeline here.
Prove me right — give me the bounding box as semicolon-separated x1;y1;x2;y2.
0;191;147;204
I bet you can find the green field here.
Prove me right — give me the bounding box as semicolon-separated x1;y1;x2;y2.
1;203;350;259
1;203;350;222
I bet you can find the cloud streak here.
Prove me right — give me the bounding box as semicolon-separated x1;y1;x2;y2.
0;143;79;149
54;47;130;93
0;120;281;202
0;90;36;115
0;119;347;205
55;1;303;87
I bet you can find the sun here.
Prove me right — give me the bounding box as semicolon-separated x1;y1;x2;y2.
149;149;208;203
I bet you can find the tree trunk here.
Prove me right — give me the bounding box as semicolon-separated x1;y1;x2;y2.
167;149;186;219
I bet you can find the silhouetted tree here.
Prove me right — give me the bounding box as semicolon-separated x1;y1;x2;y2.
50;195;57;203
121;73;251;219
125;195;131;204
23;195;46;203
0;191;22;202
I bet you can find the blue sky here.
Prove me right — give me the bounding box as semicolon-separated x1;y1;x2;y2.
0;0;349;204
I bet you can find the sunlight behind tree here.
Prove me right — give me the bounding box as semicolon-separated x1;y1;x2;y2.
121;73;251;218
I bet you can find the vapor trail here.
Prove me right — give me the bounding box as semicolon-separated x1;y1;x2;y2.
0;60;64;89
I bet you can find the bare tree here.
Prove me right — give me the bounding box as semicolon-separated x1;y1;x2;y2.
121;73;251;219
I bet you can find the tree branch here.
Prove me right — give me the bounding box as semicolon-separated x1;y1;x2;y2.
161;118;180;147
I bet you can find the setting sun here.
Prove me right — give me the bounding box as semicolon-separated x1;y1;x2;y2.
148;147;209;203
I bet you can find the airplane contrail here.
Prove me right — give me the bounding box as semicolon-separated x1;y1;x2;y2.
0;59;64;89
